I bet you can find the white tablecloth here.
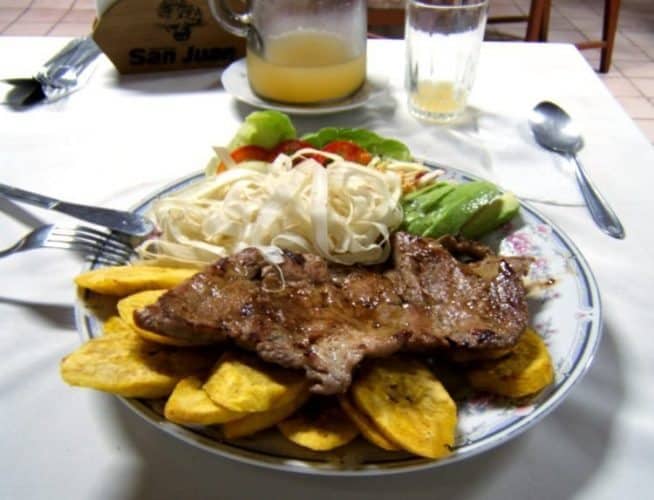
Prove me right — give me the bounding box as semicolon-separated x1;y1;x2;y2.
1;38;653;500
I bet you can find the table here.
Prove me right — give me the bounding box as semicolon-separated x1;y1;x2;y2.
1;37;653;500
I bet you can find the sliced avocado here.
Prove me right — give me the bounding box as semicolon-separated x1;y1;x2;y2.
422;181;501;238
418;182;457;213
461;192;520;239
402;182;456;234
402;181;451;203
405;208;443;236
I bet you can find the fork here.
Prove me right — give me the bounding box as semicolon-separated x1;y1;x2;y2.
0;225;136;265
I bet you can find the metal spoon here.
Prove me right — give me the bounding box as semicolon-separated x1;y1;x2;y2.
529;101;625;239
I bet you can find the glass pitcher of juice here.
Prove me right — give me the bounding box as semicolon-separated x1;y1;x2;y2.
208;0;367;104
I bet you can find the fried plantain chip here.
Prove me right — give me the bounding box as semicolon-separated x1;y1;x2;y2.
352;357;457;459
278;398;359;451
222;388;311;440
339;395;400;451
466;327;554;398
75;265;197;296
60;336;217;398
203;351;309;413
116;289;200;347
448;346;513;363
101;316;137;338
164;376;244;425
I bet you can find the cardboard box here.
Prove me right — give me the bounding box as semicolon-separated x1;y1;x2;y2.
93;0;246;73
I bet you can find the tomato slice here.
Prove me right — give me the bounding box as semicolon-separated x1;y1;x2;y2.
321;141;373;165
230;145;271;163
269;139;330;166
218;139;373;174
268;139;313;160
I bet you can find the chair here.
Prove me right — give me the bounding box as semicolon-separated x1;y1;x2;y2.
367;0;620;73
486;0;549;42
367;0;550;42
368;1;405;39
537;0;621;73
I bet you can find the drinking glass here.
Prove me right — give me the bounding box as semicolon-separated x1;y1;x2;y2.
405;0;488;122
208;0;367;105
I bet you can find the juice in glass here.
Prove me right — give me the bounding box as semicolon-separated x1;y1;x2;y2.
246;30;366;104
406;0;488;122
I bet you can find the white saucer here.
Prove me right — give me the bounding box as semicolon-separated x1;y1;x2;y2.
221;58;388;115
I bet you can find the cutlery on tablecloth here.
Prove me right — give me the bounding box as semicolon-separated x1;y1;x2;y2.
0;183;155;237
529;101;625;239
1;35;101;107
0;224;135;265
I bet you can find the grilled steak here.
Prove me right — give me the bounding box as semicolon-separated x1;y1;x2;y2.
135;232;531;394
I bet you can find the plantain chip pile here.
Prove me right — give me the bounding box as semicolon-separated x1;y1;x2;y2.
63;264;556;460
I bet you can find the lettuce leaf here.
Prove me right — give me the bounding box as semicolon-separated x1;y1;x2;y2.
301;127;412;161
228;110;297;151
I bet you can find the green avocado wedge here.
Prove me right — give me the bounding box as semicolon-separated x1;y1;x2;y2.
400;179;521;240
460;192;520;239
402;182;456;234
422;181;501;238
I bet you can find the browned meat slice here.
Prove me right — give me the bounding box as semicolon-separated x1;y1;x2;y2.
135;232;530;395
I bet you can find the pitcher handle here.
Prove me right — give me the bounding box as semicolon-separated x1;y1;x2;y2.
207;0;253;37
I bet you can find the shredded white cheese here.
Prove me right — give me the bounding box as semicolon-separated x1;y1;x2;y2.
136;148;411;267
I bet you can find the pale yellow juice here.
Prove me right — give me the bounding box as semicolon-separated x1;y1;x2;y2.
246;31;366;104
410;81;466;115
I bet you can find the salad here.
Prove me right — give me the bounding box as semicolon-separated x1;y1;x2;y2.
136;111;519;267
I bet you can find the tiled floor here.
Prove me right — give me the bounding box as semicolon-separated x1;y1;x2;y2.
1;0;653;142
0;0;95;37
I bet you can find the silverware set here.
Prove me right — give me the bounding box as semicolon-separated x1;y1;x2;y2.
0;182;151;264
1;36;101;107
0;183;155;237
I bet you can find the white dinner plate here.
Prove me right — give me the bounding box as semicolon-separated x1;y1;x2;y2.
74;164;602;475
221;58;389;115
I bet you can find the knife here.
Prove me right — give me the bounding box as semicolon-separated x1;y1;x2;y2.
0;183;155;237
